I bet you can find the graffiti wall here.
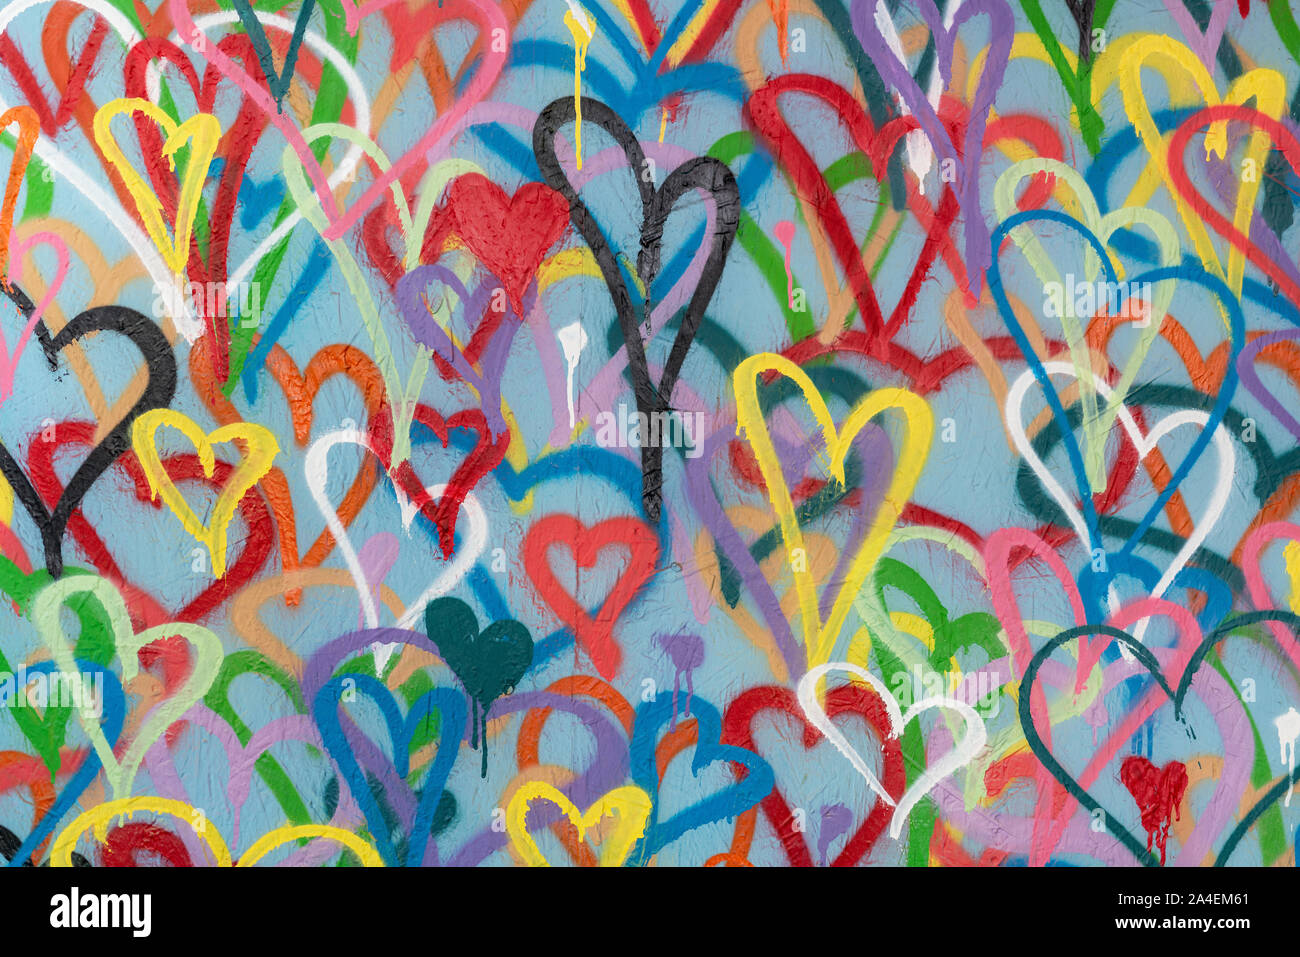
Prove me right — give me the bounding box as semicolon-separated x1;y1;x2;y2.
0;0;1298;872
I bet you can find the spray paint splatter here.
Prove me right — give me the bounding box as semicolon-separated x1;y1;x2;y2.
1083;696;1109;747
357;532;401;624
358;532;402;673
556;322;588;431
767;0;790;63
817;803;852;866
1119;756;1188;865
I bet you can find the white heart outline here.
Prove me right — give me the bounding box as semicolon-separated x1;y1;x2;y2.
305;427;488;673
1006;361;1233;648
797;662;987;840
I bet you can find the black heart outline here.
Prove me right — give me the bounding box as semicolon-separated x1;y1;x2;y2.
0;283;177;577
533;96;740;521
1020;611;1300;867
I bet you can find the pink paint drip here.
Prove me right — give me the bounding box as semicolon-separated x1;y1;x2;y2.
774;220;796;310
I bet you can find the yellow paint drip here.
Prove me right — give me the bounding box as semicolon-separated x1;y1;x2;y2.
564;9;595;169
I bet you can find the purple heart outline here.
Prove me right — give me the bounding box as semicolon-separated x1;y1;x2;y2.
851;0;1013;293
1238;329;1300;442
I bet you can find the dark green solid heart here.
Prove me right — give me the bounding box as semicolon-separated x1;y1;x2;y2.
424;597;533;776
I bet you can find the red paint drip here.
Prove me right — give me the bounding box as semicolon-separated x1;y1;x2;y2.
1119;756;1188;865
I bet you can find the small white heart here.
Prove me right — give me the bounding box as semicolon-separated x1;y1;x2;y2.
798;662;987;840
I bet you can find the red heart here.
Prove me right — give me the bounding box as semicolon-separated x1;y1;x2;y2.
123;36;274;381
745;73;963;350
522;515;660;681
358;174;567;309
0;8;108;138
368;403;509;559
29;421;274;627
99;822;193;867
723;685;904;866
442;174;569;314
361;200;455;287
32;7;165;230
1119;755;1188;866
124;36;271;277
1168;104;1300;306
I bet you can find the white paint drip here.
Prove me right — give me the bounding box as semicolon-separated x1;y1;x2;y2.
557;322;589;430
1276;707;1300;807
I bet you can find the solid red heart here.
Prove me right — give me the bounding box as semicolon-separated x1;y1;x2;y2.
443;173;569;315
368;402;509;559
522;514;660;681
723;684;904;866
1119;755;1188;866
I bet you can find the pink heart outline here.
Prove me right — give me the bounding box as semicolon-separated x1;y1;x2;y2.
0;231;68;402
168;0;508;241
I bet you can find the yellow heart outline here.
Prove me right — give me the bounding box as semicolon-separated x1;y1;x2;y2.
92;98;222;276
734;353;933;669
1114;35;1285;306
131;408;279;578
506;782;652;866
